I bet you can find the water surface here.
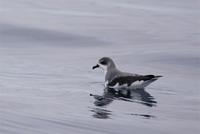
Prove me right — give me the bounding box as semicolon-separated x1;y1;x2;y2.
0;0;199;134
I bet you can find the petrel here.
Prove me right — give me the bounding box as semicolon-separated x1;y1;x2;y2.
93;57;162;90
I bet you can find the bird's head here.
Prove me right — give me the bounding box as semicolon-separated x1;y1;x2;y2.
92;57;116;73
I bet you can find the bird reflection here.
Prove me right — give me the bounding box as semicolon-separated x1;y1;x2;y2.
90;88;157;119
90;108;112;119
90;88;157;107
90;89;116;107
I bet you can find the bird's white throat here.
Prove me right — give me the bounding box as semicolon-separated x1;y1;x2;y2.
99;64;107;74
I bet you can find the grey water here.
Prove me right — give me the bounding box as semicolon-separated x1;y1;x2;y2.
0;0;199;134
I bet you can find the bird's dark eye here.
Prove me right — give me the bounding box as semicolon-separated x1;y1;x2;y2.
100;60;107;65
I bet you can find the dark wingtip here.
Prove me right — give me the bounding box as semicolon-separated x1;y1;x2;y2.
145;75;155;79
146;75;163;79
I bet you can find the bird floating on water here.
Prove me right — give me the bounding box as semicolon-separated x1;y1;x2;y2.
93;57;162;90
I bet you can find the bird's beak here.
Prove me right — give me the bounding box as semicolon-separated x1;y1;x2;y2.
92;64;100;69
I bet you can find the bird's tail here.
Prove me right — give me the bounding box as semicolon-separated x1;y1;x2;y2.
154;75;163;79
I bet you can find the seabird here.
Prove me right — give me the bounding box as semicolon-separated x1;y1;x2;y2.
92;57;162;90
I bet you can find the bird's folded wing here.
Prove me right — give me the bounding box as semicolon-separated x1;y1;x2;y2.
108;75;157;87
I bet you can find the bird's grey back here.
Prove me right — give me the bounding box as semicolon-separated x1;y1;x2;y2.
105;68;137;82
